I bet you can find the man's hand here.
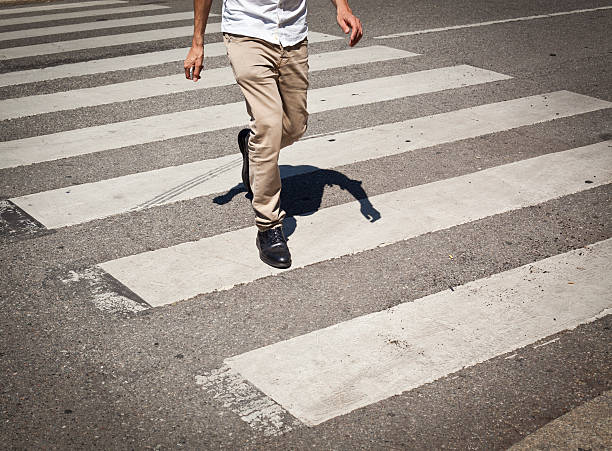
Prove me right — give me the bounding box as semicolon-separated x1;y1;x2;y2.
186;0;212;81
336;7;362;46
184;44;204;81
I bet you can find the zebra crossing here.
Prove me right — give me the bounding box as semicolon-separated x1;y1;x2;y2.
96;140;612;307
0;31;338;86
0;11;196;41
0;65;510;167
1;0;610;442
0;3;167;27
9;91;610;228
0;46;416;120
0;0;125;16
0;23;224;60
200;239;612;428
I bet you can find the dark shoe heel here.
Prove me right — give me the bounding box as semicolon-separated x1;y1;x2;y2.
238;128;253;197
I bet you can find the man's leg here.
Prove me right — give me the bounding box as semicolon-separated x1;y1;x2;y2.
224;34;285;231
224;34;292;268
279;39;309;149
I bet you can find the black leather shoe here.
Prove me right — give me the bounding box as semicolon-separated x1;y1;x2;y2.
238;128;253;196
256;227;291;269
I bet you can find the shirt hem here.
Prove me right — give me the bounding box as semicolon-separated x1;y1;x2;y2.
221;24;308;47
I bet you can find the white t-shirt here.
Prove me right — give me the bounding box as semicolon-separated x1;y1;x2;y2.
222;0;308;46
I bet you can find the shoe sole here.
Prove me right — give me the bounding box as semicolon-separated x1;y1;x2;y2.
259;252;292;269
237;128;253;196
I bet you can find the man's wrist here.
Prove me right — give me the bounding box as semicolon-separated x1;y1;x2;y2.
334;0;352;15
192;35;204;46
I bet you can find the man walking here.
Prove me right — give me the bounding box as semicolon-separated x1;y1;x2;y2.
184;0;362;268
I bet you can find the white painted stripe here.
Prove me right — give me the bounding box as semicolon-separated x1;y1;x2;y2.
0;32;339;87
0;1;125;16
221;239;612;426
0;11;195;41
0;48;196;87
308;45;416;71
375;6;612;39
0;46;417;119
0;4;168;27
98;142;612;307
532;338;559;349
13;91;610;229
0;24;219;60
0;65;509;168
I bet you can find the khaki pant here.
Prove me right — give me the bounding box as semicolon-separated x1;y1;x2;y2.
224;33;309;231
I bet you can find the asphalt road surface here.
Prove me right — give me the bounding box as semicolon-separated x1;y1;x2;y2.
1;0;611;448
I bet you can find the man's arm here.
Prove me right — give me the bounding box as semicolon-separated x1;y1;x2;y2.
331;0;363;47
184;0;213;82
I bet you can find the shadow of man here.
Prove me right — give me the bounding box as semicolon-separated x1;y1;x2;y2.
213;164;381;238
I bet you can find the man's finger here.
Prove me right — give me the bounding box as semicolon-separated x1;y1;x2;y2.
346;17;357;46
193;64;203;81
350;19;363;46
350;24;357;45
340;19;350;33
184;57;194;79
354;27;363;46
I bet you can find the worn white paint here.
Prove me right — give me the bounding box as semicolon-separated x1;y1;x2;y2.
375;6;612;39
13;91;610;229
195;366;299;436
0;32;338;87
0;199;42;236
0;46;417;119
0;11;195;41
0;65;509;168
97;142;612;307
532;337;560;349
0;1;125;16
0;4;168;27
60;267;147;314
221;239;612;426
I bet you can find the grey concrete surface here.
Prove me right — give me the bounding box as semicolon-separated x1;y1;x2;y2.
1;0;611;449
509;390;611;450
